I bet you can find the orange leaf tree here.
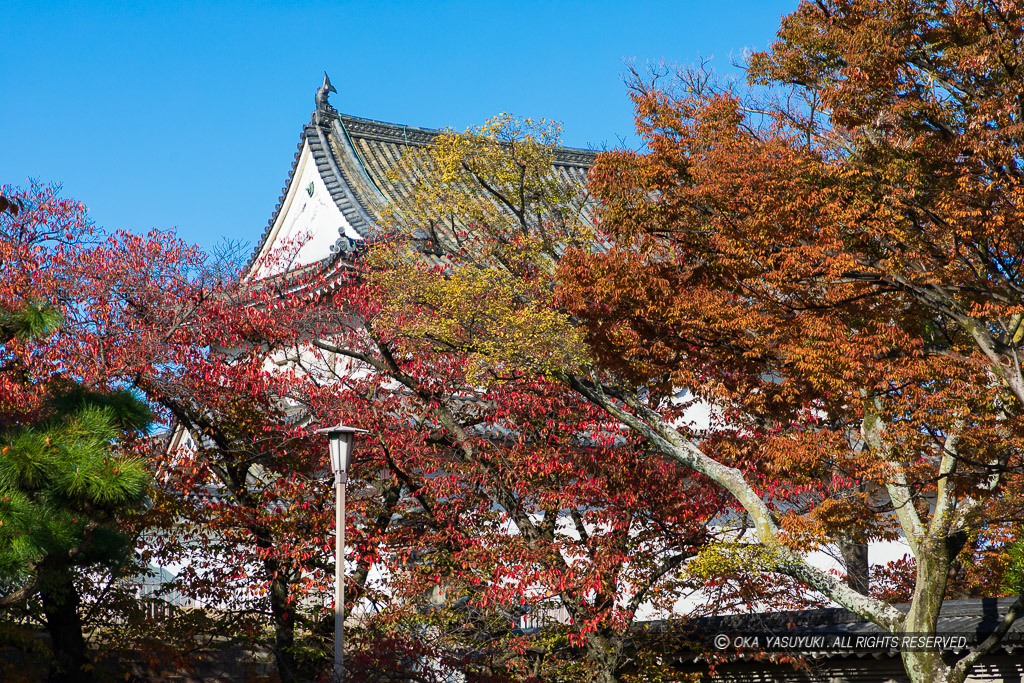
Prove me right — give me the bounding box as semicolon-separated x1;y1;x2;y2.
551;3;1024;682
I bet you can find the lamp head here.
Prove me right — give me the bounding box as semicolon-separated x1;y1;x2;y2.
314;423;368;474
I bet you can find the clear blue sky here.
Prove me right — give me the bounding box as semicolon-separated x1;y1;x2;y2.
2;1;798;253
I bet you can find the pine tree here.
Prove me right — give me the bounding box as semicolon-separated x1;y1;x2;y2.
1;192;153;682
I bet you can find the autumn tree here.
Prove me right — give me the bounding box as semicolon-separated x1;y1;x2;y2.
296;326;732;682
0;185;156;683
551;3;1024;682
41;197;489;681
305;114;821;682
78;232;480;682
357;11;1024;679
0;183;335;682
63;232;346;681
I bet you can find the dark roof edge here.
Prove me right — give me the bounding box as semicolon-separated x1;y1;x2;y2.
310;119;375;240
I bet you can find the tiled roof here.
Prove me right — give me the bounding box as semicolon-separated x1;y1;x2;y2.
246;94;596;274
629;598;1024;682
641;597;1024;661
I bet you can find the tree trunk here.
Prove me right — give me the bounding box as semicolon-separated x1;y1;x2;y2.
40;566;91;683
900;538;959;683
839;538;869;595
901;649;966;683
266;561;300;683
585;633;621;683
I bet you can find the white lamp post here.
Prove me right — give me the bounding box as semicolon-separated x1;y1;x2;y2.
315;423;367;681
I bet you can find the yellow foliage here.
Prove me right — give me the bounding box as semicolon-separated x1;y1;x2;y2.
685;540;789;580
370;250;589;378
367;114;594;379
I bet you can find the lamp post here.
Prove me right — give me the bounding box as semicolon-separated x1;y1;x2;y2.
315;423;367;681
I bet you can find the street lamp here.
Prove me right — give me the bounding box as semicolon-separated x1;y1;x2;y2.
315;423;368;681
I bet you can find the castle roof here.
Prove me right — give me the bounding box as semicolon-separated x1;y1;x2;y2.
245;77;596;278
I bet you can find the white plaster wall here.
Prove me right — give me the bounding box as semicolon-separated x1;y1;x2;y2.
252;141;363;279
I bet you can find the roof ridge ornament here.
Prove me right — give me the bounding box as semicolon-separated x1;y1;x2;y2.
315;71;338;126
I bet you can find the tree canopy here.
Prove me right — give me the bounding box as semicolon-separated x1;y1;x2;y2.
364;3;1024;682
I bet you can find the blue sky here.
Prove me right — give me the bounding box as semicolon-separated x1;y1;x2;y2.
2;1;798;253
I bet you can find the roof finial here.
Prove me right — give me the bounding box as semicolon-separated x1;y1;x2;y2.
315;71;338;125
